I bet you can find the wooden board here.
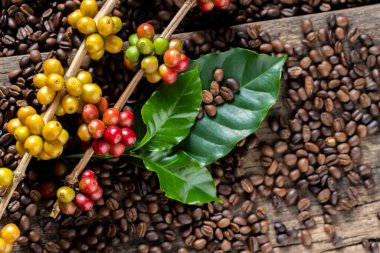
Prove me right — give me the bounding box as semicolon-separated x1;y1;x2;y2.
1;4;380;253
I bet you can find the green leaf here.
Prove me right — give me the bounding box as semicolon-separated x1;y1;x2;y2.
179;48;287;166
134;66;202;151
142;151;219;204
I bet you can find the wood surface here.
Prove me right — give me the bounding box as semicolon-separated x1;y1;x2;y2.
1;3;380;253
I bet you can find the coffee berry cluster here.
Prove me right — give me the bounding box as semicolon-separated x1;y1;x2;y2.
0;223;20;253
67;0;123;60
124;23;189;84
56;170;103;214
77;102;137;157
8;106;68;160
198;0;231;12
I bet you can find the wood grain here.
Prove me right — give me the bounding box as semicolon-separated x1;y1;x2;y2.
1;4;380;253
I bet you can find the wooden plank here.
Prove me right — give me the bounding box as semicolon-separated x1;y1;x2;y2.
1;4;380;253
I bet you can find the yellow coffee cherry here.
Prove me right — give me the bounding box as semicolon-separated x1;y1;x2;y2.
55;104;66;117
37;86;56;105
111;16;122;34
61;95;79;114
97;16;114;37
24;135;43;156
77;17;97;35
146;71;162;83
15;141;25;156
104;35;123;54
81;83;102;104
1;223;20;243
33;73;47;88
85;34;104;53
76;97;86;113
77;71;92;84
80;0;98;18
43;58;62;75
0;238;5;252
58;129;69;145
17;106;37;124
25;114;45;135
68;9;83;28
43;140;63;158
89;49;105;61
46;73;65;91
3;243;13;253
38;150;52;160
65;77;83;96
42;121;62;141
7;118;22;135
14;126;30;142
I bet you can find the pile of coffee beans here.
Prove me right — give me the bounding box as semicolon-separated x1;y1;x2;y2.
200;68;240;118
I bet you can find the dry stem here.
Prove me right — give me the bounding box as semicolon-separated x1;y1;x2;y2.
0;0;118;221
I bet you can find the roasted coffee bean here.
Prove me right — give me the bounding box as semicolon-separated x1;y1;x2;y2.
220;86;234;101
202;90;213;104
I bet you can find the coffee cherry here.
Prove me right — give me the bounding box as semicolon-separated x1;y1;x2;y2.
111;16;122;34
102;108;120;126
81;170;96;180
163;48;181;67
169;39;183;51
77;71;92;85
7;118;22;135
125;45;140;62
14;126;30;142
119;111;134;128
104;35;123;54
77;123;91;142
42;121;62;141
61;95;79;114
198;0;214;11
141;56;159;74
17;106;37;124
79;177;99;195
175;53;189;72
66;77;83;96
37;86;56;105
92;139;111;155
58;129;69;145
24;135;43;156
43;140;63;158
25;114;44;135
146;71;162;83
0;238;5;252
90;186;103;201
15;141;25;155
68;9;83;28
104;126;122;144
81;83;102;104
109;143;125;157
82;104;99;123
54;161;68;177
137;38;154;55
56;186;75;203
123;57;139;72
85;34;104;53
137;23;155;40
97;16;114;36
77;17;97;35
75;193;94;211
38;151;52;160
96;97;108;115
89;48;105;61
0;168;13;187
80;0;98;18
1;224;20;243
121;128;137;146
88;119;105;138
213;0;231;9
33;73;47;88
59;201;76;215
128;33;139;46
43;58;62;75
38;181;57;198
159;64;178;84
153;37;169;55
76;98;86;114
55;104;66;116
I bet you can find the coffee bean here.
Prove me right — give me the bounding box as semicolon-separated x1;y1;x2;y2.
300;230;312;246
202;90;213;104
204;104;217;117
297;198;311;211
220;86;234;101
213;68;224;82
210;81;220;96
225;78;240;92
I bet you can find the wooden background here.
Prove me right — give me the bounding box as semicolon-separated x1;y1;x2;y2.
1;4;380;252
